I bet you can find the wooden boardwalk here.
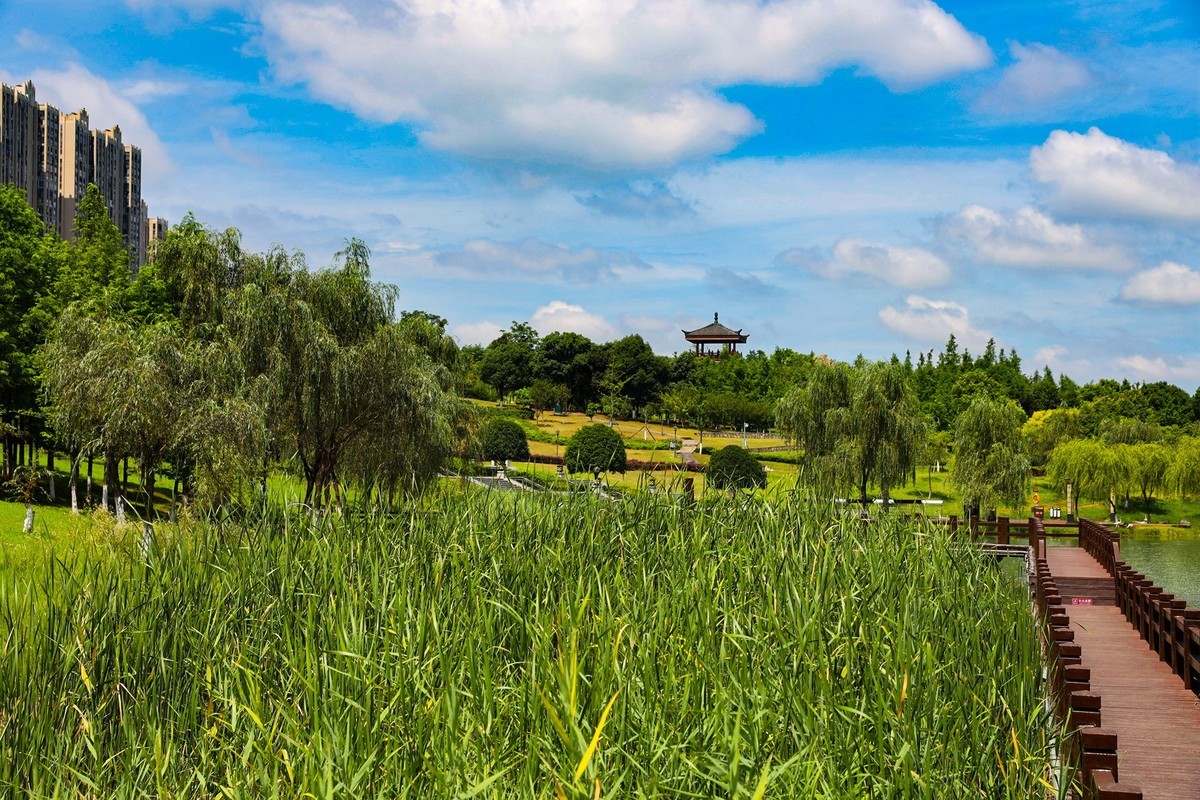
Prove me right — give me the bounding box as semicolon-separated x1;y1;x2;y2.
1046;546;1200;799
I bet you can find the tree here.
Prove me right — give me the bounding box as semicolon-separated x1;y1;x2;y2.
564;424;626;479
1047;438;1127;521
776;361;926;505
921;429;951;498
0;186;60;476
1141;381;1193;428
533;331;597;409
1122;442;1172;515
479;418;530;464
1168;437;1200;500
952;398;1030;519
7;464;41;532
1022;408;1082;467
480;322;538;399
601;334;667;413
529;379;569;417
227;238;462;507
1100;417;1163;445
55;184;131;314
707;445;766;491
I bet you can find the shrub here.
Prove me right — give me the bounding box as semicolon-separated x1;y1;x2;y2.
565;423;627;476
479;418;530;463
708;445;767;491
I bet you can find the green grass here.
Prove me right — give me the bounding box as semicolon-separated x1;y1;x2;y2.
0;492;1068;798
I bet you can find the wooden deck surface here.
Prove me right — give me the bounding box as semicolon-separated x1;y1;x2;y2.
1048;547;1200;799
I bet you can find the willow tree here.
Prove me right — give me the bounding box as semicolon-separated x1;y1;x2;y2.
43;307;265;516
776;360;925;506
1168;437;1200;500
1122;441;1172;515
952;397;1030;520
1047;438;1127;521
227;239;461;508
40;308;109;513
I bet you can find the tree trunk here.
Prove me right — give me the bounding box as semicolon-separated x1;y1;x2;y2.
86;454;94;506
69;454;79;515
144;465;155;518
170;478;178;522
23;503;34;533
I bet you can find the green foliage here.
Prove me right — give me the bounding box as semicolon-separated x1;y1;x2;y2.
0;185;57;419
479;418;530;463
776;361;926;502
480;322;539;398
529;379;570;414
1046;438;1126;519
564;423;626;476
0;495;1064;797
1169;437;1200;499
707;445;767;491
1022;408;1082;467
952;398;1030;518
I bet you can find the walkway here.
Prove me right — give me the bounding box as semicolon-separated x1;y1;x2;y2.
1046;546;1200;799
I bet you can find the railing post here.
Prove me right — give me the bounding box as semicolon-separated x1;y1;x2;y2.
997;516;1009;545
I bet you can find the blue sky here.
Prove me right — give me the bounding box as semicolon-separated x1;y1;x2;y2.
3;0;1199;386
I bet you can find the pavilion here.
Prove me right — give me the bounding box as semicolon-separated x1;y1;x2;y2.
682;312;748;357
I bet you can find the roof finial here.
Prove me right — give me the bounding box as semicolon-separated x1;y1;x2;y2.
714;312;719;323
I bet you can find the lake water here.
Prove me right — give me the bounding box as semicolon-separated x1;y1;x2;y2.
1118;530;1200;608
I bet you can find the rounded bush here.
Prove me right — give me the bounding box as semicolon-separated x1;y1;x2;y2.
565;423;627;476
479;418;530;463
707;445;767;491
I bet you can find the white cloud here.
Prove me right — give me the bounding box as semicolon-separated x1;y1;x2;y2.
1116;354;1200;385
1030;128;1200;222
449;320;504;346
936;204;1132;270
1120;261;1200;305
255;0;990;168
973;42;1093;117
1033;344;1095;377
29;62;173;183
431;238;648;283
780;238;950;288
878;295;992;349
531;301;618;340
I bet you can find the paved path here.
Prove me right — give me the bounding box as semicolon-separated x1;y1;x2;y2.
1047;547;1200;799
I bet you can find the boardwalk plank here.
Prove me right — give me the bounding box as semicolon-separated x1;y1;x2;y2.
1047;547;1200;800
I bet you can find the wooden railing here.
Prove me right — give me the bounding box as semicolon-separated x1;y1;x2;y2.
1029;518;1142;799
1080;519;1200;697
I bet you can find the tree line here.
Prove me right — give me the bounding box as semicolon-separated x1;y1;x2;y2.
1;184;464;517
5;180;1200;520
467;322;1200;437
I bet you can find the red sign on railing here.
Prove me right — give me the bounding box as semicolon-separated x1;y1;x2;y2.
1071;597;1093;605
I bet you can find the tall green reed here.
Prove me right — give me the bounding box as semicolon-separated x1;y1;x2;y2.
0;492;1067;798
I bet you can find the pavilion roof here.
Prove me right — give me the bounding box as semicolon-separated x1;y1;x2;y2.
682;313;748;343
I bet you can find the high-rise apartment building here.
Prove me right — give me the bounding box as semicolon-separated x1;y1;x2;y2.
0;81;39;209
92;126;124;229
58;109;91;239
36;102;61;233
145;214;168;265
123;144;143;269
1;78;162;262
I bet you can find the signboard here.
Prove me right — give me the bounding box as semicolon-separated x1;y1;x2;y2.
1071;597;1093;606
